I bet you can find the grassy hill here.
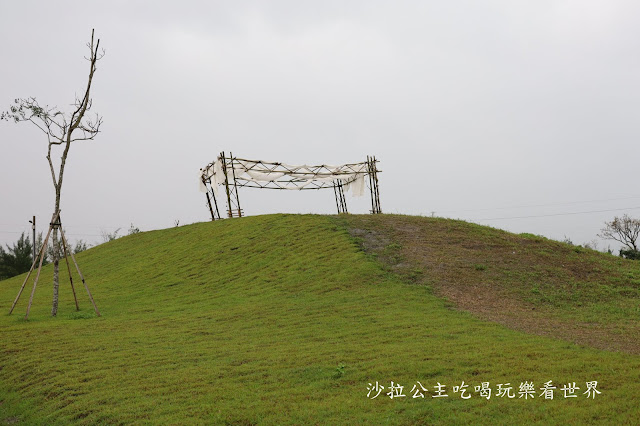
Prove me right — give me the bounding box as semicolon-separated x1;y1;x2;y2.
345;214;640;354
0;214;639;424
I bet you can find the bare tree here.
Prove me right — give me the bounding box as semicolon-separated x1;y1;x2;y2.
1;30;104;316
598;214;640;252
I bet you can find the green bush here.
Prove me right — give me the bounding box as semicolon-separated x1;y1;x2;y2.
620;248;640;260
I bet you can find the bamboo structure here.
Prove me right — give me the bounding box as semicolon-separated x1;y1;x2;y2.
200;152;381;219
333;180;348;214
9;212;100;319
367;155;382;214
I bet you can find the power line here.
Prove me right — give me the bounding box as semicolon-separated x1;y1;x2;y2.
437;195;640;214
477;206;640;221
0;223;122;229
0;229;103;237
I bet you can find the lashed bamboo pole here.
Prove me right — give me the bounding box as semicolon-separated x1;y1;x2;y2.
60;228;80;311
59;227;100;317
203;175;216;221
229;152;242;217
221;151;233;218
210;186;221;219
367;155;375;214
333;182;341;214
373;156;382;213
24;212;59;319
9;216;56;315
336;181;348;213
205;192;215;221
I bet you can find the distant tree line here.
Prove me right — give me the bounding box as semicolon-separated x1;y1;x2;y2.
0;220;145;281
0;232;88;281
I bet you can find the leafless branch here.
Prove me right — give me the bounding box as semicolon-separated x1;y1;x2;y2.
598;214;640;251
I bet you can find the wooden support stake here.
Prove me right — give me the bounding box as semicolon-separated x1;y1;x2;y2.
60;225;80;311
9;221;54;314
60;227;100;317
24;212;58;319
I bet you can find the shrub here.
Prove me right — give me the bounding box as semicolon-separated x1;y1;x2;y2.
619;248;640;260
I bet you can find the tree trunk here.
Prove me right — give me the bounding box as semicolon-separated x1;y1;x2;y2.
51;190;61;317
51;227;59;316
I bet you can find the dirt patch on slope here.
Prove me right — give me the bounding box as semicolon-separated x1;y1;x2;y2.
343;215;640;355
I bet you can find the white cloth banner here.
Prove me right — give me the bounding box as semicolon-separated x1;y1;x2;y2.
200;157;371;195
346;175;366;197
198;171;207;193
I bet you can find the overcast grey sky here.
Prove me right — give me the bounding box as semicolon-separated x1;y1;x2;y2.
1;0;639;250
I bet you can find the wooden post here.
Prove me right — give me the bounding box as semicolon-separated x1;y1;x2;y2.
334;180;348;214
31;216;36;262
205;187;216;221
24;212;59;319
59;223;80;311
59;227;101;317
221;151;233;218
205;192;215;221
229;152;242;217
367;156;376;214
9;217;55;315
372;156;381;213
366;155;382;214
203;174;221;220
333;183;341;214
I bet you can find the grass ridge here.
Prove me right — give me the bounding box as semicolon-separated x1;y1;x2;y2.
0;214;638;424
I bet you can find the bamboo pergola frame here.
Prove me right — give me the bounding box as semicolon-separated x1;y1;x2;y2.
200;152;382;219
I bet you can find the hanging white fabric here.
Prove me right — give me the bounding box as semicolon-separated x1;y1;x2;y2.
345;174;366;197
198;171;207;193
200;157;373;195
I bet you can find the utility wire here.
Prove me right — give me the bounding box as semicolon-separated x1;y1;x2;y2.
436;195;640;214
0;229;104;237
477;206;640;221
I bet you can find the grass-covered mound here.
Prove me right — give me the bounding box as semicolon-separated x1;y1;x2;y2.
0;214;638;424
345;214;640;354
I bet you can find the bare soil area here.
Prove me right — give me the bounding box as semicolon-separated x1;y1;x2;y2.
343;214;640;355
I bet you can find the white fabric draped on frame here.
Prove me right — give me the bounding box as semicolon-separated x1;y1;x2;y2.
200;158;368;197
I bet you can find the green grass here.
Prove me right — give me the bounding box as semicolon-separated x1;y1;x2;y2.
0;214;639;424
344;214;640;345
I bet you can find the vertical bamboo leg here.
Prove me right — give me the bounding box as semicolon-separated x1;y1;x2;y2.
367;156;375;214
205;192;215;221
60;228;101;317
229;152;242;217
221;152;233;218
25;220;55;319
60;230;80;311
373;156;381;213
335;181;348;214
333;183;341;214
210;183;221;220
9;224;53;314
342;182;348;213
